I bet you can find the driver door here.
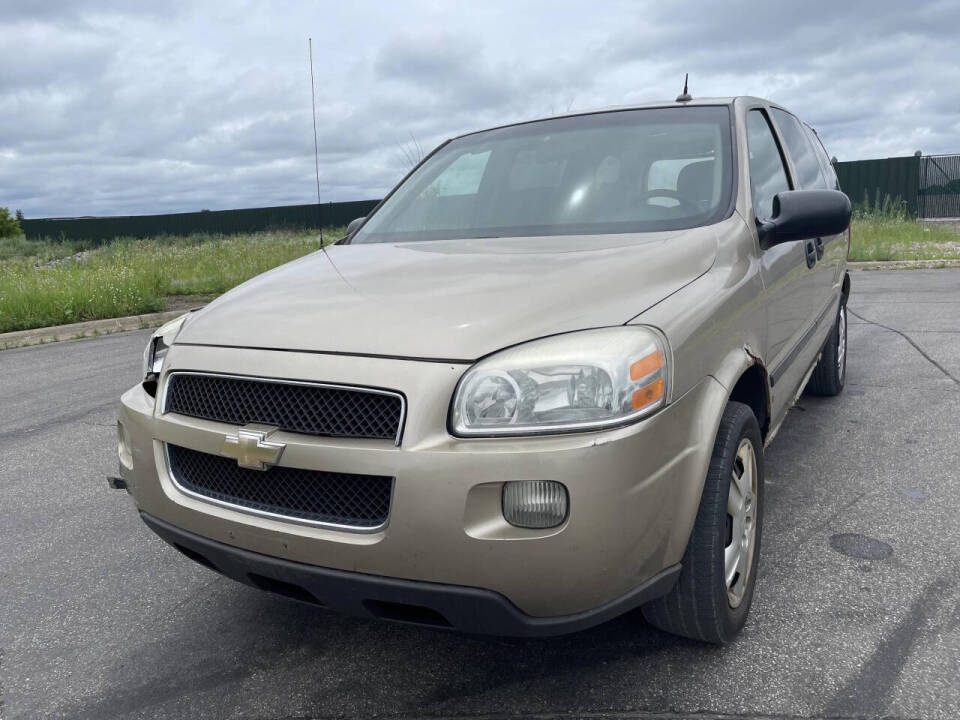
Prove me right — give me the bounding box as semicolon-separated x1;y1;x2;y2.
746;108;820;421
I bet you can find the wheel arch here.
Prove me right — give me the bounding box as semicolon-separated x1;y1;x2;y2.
711;347;772;443
664;350;773;570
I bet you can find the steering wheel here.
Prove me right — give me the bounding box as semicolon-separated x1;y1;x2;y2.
636;188;701;214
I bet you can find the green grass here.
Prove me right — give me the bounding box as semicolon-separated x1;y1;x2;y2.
849;215;960;262
0;228;344;334
0;234;91;263
847;194;960;262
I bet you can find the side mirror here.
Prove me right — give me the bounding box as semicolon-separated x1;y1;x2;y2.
757;189;851;245
346;216;366;238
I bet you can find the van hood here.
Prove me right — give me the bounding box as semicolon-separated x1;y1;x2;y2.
175;229;717;361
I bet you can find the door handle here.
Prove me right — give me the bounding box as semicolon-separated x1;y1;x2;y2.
804;240;817;268
815;237;825;260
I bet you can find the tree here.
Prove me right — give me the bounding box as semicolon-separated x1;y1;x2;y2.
0;206;22;238
15;208;24;221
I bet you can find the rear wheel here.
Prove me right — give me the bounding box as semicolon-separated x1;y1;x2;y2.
807;297;847;396
642;401;764;643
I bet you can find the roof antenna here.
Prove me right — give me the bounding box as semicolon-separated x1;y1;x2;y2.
308;37;324;250
676;73;692;103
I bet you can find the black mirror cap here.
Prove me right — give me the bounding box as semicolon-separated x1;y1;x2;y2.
346;216;366;237
759;189;851;244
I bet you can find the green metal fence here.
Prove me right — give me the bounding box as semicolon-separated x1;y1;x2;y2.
834;156;920;216
20;199;380;243
834;153;960;218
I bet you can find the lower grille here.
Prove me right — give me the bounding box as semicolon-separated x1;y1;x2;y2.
166;444;393;530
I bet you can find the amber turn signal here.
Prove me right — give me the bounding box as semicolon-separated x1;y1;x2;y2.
630;350;662;381
632;377;664;410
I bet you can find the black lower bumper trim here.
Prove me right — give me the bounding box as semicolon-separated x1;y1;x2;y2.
140;512;680;637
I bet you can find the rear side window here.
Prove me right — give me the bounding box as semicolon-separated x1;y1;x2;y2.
746;110;791;220
770;108;827;189
803;125;840;190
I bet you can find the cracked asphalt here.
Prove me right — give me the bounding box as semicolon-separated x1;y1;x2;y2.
1;269;959;720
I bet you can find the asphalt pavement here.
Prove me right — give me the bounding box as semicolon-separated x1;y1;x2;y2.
1;269;959;720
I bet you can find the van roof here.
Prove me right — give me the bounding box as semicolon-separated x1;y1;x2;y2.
452;97;760;143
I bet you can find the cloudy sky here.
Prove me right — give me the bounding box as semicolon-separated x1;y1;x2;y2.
3;0;958;218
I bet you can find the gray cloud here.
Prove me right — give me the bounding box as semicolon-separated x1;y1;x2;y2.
1;0;957;217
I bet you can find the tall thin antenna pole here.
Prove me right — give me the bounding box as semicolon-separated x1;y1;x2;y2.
309;37;323;246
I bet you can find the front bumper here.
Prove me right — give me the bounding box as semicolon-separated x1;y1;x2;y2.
143;512;680;636
118;343;729;620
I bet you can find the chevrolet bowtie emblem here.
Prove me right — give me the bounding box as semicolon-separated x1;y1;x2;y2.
222;426;285;471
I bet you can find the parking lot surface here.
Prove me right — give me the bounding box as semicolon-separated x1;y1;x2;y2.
1;269;959;720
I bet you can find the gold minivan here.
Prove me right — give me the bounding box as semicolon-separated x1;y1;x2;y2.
115;96;851;642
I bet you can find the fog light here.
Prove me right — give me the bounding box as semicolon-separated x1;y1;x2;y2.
502;481;568;529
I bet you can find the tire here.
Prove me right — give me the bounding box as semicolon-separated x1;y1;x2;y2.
642;401;764;643
806;296;847;396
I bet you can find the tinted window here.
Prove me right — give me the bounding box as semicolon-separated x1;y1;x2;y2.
771;108;827;189
746;110;791;220
352;106;734;243
803;125;840;190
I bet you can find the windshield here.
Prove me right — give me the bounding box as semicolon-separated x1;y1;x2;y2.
352;106;734;244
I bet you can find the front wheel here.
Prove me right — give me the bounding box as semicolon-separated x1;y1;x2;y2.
642;401;764;643
806;297;847;396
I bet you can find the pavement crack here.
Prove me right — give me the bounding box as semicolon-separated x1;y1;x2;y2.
0;400;117;446
796;492;866;549
848;307;960;385
759;493;867;581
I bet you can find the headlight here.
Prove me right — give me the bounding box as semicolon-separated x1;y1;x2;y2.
142;314;189;393
450;326;671;436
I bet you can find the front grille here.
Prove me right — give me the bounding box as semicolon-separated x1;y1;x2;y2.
164;373;404;443
167;444;393;529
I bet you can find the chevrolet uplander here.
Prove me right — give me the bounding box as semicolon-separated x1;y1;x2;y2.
115;96;852;642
